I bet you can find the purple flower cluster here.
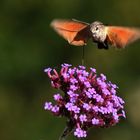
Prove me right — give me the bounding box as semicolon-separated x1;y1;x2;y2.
44;63;125;138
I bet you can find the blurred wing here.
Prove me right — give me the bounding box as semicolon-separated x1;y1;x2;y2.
51;19;90;46
106;26;140;48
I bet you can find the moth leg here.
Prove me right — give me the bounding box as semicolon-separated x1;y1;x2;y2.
97;42;109;49
103;40;109;49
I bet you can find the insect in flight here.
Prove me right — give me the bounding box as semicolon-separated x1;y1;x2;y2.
51;19;140;49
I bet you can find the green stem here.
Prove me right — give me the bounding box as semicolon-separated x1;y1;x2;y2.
59;126;73;140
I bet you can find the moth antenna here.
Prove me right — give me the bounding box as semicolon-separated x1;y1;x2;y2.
72;19;90;25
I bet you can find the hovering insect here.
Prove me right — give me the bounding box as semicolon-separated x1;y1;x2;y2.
51;19;140;49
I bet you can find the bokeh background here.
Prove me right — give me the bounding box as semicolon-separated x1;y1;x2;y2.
0;0;140;140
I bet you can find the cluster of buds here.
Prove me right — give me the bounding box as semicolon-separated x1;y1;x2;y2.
44;63;125;138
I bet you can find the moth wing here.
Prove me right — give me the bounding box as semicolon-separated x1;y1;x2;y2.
51;19;90;46
106;26;140;48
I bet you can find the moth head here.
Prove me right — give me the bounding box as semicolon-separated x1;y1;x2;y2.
90;21;107;42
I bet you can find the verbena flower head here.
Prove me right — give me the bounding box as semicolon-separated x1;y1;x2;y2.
44;63;125;139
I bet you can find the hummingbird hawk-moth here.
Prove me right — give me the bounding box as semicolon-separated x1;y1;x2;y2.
51;19;140;49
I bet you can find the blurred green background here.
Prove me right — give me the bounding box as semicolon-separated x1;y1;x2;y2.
0;0;140;140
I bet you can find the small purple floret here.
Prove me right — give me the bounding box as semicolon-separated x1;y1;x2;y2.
74;128;87;138
92;118;100;125
79;114;87;123
44;102;52;110
53;93;62;101
44;68;52;73
51;105;59;113
83;103;91;111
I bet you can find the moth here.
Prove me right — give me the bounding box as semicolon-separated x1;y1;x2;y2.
51;19;140;49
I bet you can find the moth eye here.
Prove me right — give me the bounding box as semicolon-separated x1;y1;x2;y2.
95;27;99;31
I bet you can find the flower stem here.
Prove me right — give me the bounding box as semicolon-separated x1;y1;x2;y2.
59;126;73;140
59;119;74;140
